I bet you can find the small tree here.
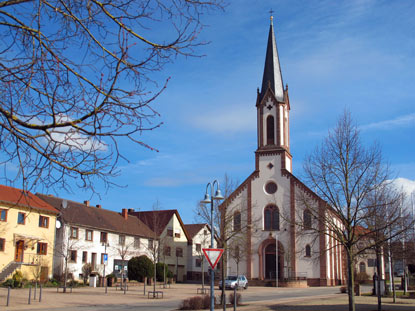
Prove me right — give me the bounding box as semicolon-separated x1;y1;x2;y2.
300;111;412;311
128;255;153;283
82;263;93;285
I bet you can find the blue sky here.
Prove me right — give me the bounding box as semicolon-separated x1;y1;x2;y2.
37;0;415;223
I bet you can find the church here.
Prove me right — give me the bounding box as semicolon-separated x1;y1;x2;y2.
223;16;346;287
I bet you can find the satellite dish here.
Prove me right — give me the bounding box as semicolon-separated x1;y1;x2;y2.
61;199;68;209
56;220;62;229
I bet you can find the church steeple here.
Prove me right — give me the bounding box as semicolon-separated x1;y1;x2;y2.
255;15;292;172
259;15;284;103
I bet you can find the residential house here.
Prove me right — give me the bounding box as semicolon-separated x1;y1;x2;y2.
0;185;59;282
128;209;190;282
36;194;154;282
184;223;219;281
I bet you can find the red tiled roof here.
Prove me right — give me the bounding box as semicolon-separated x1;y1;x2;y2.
36;193;154;238
184;224;206;239
0;184;58;214
130;209;191;241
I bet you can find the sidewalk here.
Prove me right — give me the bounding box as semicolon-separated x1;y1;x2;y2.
1;284;414;311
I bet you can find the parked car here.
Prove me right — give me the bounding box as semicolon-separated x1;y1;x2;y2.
219;275;248;290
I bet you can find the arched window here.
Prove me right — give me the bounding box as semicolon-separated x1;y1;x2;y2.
266;115;275;145
233;211;241;231
359;262;366;273
264;205;279;230
305;245;311;257
303;209;312;230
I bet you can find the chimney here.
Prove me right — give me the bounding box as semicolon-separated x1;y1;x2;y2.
96;204;101;209
128;208;134;213
122;208;128;220
84;200;90;207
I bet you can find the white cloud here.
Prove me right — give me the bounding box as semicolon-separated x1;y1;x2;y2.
391;177;415;197
42;114;107;152
360;113;415;131
189;105;256;133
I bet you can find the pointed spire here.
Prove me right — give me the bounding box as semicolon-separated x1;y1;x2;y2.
260;15;284;102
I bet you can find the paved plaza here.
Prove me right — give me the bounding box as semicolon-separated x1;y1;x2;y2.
0;284;414;311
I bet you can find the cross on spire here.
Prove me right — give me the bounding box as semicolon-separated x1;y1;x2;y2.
269;9;274;22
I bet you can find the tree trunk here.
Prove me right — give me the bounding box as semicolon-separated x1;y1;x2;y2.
63;256;68;293
153;257;156;297
391;256;396;303
221;250;226;305
346;250;355;311
202;259;205;291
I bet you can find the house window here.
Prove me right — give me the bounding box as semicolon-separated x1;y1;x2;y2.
196;244;201;252
37;242;48;255
266;115;275;145
101;253;108;264
119;235;125;245
38;215;49;228
0;209;7;222
305;245;311;257
176;247;183;257
70;227;79;239
234;246;240;258
85;230;93;241
264;205;279;230
204;229;208;236
174;229;181;238
0;238;5;251
17;212;25;225
164;246;171;256
100;232;108;243
70;250;77;262
167;229;173;237
359;262;366;273
134;237;140;248
368;259;377;267
303;209;312;230
148;239;153;249
82;251;87;263
233;212;241;231
196;258;201;267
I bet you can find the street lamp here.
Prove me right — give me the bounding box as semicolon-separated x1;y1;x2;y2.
201;180;224;311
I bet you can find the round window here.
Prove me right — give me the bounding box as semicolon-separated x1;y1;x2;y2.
265;182;277;194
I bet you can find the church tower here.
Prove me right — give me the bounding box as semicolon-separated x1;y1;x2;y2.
255;16;292;172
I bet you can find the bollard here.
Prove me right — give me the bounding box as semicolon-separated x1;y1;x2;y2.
105;279;108;294
233;285;237;311
7;286;10;306
144;281;146;295
34;282;37;300
223;292;226;311
28;286;32;305
124;283;126;295
39;284;42;302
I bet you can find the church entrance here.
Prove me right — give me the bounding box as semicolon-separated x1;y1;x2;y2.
264;243;283;280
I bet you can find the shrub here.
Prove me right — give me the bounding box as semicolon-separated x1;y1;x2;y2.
229;292;242;305
2;279;14;288
179;295;211;310
355;272;369;284
128;255;153;282
82;263;92;284
12;270;23;288
340;286;347;293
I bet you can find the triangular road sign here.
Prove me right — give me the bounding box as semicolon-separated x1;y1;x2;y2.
203;248;224;269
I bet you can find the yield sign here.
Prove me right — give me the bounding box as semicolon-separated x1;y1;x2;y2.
203;248;224;269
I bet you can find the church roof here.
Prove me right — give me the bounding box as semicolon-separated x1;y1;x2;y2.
260;16;284;103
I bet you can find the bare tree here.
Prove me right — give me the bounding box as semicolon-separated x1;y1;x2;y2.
299;111;410;311
196;174;258;303
111;236;138;288
0;0;223;192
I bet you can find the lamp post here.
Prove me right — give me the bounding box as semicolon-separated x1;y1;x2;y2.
201;180;224;311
